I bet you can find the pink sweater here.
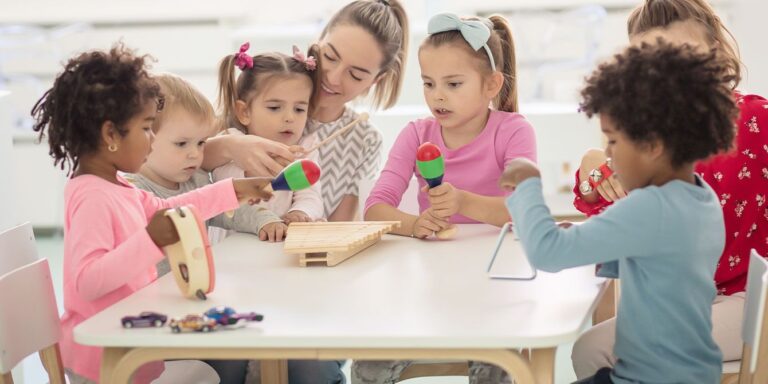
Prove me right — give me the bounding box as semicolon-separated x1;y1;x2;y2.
61;175;239;382
365;110;537;223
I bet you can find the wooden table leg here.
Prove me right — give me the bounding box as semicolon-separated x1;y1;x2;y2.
530;348;556;384
101;347;130;383
260;360;289;384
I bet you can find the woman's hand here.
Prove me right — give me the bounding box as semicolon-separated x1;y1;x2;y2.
228;135;301;177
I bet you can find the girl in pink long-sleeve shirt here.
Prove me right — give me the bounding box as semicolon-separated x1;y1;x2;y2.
30;44;273;383
364;13;536;241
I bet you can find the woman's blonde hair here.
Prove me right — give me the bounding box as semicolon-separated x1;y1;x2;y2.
628;0;742;88
320;0;409;110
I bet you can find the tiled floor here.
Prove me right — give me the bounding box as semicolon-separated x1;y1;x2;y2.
13;236;579;384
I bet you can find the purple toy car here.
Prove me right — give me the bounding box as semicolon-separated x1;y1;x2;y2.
121;311;168;328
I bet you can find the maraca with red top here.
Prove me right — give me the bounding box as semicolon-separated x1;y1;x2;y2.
266;159;321;193
416;142;444;188
416;142;457;239
228;159;321;216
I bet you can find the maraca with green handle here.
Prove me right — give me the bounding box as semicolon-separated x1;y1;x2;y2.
227;159;321;216
416;142;457;239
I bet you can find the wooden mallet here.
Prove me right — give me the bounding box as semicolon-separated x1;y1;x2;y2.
303;112;369;154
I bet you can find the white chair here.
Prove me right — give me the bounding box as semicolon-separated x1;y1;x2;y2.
0;223;64;384
721;249;768;384
0;223;220;384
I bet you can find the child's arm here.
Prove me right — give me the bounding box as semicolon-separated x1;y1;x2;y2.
364;123;449;236
141;179;240;220
138;177;271;222
424;183;510;227
208;203;283;235
456;191;510;227
503;164;662;272
67;193;166;301
366;203;448;238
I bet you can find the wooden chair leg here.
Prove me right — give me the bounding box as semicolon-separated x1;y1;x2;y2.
593;280;618;325
260;360;289;384
0;372;14;384
721;373;739;384
39;343;65;384
739;344;752;384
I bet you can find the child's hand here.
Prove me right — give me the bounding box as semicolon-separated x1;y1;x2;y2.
282;210;312;225
146;210;180;248
499;159;541;191
424;182;463;219
412;208;451;239
259;222;288;242
233;177;274;205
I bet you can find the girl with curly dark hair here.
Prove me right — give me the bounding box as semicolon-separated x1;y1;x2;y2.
32;43;273;383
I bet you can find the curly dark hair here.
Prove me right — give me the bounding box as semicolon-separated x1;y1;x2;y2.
579;40;738;168
31;43;161;175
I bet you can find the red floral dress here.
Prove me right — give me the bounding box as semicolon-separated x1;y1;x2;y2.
573;93;768;295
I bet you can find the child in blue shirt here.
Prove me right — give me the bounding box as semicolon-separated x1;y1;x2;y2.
499;41;739;384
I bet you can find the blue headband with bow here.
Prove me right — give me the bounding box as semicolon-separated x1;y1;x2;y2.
427;13;496;72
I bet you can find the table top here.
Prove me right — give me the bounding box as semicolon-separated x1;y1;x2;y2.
75;224;606;350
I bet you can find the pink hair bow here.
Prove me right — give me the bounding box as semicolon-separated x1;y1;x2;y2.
234;42;253;70
292;45;317;71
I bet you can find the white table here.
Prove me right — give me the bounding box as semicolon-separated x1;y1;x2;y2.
75;224;607;384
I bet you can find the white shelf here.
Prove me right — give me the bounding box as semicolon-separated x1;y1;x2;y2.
474;0;731;12
0;1;247;24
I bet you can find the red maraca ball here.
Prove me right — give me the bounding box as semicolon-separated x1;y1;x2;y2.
417;142;442;162
300;159;321;185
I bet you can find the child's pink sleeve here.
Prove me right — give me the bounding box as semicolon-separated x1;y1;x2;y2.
68;192;164;301
139;178;240;220
364;122;420;215
498;116;537;166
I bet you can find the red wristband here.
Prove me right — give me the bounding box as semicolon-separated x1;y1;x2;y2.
588;162;614;189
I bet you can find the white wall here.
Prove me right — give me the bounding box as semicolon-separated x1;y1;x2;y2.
731;0;768;95
4;0;762;229
0;94;16;232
